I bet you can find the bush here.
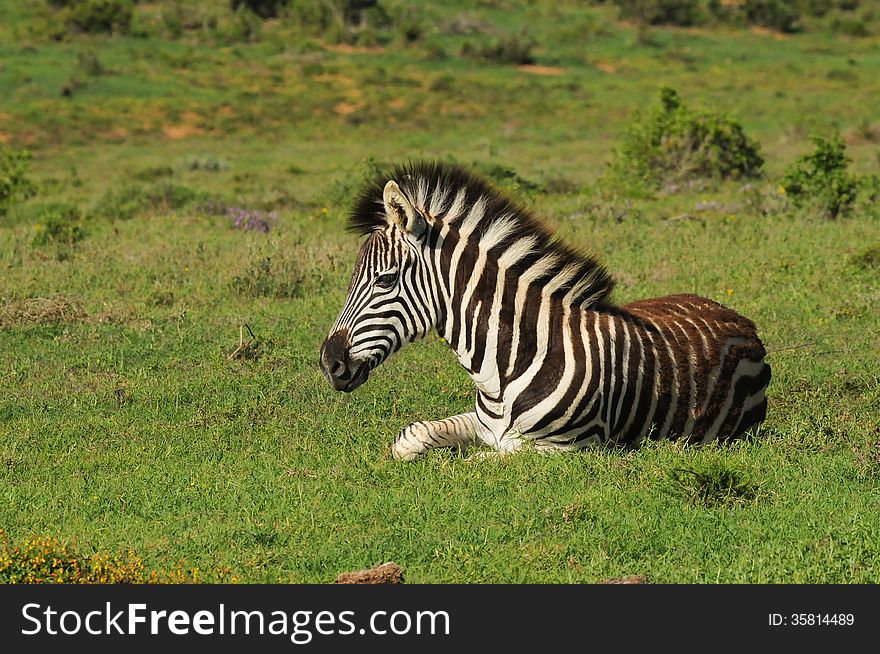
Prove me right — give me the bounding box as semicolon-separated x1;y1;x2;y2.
0;146;36;217
278;0;390;45
230;0;289;19
181;155;230;172
741;0;801;33
470;161;543;196
461;35;536;65
327;156;389;205
215;6;263;44
607;87;764;192
612;0;704;26
60;0;134;35
780;133;859;218
31;203;86;247
0;529;237;583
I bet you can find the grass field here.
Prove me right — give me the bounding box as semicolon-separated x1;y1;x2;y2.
1;1;879;583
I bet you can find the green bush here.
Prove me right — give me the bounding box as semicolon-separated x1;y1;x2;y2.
230;0;290;19
60;0;134;35
599;0;867;32
470;161;543;196
606;87;764;192
741;0;801;32
281;0;393;46
31;203;86;247
612;0;704;26
461;35;536;65
0;146;36;217
780;133;859;218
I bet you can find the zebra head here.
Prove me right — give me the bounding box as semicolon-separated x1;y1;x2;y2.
320;180;433;392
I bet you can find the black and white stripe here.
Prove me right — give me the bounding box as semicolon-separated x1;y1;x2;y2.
320;162;770;459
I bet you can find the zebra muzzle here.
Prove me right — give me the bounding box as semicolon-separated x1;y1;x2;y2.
319;330;370;392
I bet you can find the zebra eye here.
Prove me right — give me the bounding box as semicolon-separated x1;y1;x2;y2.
375;271;397;288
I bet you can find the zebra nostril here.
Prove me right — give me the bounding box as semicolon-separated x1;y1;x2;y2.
331;361;346;377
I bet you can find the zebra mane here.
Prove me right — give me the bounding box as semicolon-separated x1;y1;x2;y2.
349;160;615;309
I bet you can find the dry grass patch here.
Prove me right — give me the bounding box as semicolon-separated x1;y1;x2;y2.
0;295;86;328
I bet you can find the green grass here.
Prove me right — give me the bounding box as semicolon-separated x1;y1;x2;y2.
1;0;879;583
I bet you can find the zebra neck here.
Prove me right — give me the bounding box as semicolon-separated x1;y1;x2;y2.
432;232;547;399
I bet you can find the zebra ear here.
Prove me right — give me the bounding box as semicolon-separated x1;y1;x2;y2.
383;180;425;236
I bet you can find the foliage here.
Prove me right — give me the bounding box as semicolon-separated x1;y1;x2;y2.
470;161;543;196
0;529;236;583
327;156;390;206
739;0;801;33
461;35;536;65
780;133;859;218
0;147;36;217
600;0;866;32
612;0;704;27
231;0;290;20
31;203;86;247
280;0;391;45
607;88;764;192
181;155;230;172
58;0;134;36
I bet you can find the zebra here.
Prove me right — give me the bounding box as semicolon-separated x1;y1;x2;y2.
319;161;771;460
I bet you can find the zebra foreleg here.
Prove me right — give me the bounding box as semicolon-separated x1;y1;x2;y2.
392;412;479;461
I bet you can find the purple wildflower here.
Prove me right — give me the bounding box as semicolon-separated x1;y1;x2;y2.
225;206;277;233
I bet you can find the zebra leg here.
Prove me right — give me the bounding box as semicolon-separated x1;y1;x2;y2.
392;412;479;461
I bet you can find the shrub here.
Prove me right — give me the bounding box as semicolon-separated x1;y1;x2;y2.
230;0;290;20
742;0;801;33
60;0;134;35
76;50;106;76
606;87;764;192
461;35;536;65
31;202;86;246
471;161;543;196
0;146;36;217
181;155;230;172
280;0;390;45
0;529;237;583
327;156;389;205
780;133;860;218
215;6;263;44
611;0;704;27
